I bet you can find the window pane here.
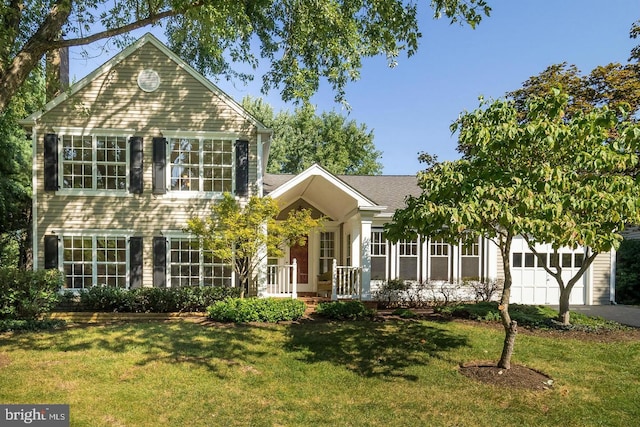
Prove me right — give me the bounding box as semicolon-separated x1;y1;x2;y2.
574;253;584;267
562;253;572;268
524;253;535;268
513;253;522;268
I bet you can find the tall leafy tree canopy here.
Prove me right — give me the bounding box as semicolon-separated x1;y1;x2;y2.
242;96;382;175
506;22;640;123
0;0;491;114
0;69;45;266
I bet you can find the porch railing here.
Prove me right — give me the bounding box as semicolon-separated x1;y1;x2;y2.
265;259;297;298
332;259;362;300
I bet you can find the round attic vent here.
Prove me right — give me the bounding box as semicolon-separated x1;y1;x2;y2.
137;69;160;92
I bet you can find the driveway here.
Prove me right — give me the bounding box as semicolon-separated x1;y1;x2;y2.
566;305;640;328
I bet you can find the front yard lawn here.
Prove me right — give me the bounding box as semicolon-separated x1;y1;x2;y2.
1;318;638;426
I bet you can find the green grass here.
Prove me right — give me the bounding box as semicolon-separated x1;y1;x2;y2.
0;319;638;426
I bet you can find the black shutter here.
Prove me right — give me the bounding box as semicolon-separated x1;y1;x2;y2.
44;134;59;191
152;137;167;194
153;236;166;287
44;235;58;269
235;140;249;197
130;237;143;288
129;137;143;194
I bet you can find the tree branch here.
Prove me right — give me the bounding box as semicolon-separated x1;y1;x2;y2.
49;3;204;49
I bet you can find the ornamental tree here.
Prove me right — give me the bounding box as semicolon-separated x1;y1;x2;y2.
186;193;321;298
0;0;490;114
386;90;640;368
385;143;524;370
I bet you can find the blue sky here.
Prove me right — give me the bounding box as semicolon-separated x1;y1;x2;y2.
68;0;639;175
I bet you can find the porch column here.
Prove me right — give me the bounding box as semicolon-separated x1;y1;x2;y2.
359;210;374;300
256;222;268;297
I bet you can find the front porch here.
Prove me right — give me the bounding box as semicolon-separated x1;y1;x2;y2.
262;259;363;301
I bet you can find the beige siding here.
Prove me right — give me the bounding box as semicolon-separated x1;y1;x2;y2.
33;41;263;286
590;252;612;305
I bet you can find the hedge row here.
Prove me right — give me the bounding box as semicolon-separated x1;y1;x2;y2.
207;298;306;323
74;285;242;313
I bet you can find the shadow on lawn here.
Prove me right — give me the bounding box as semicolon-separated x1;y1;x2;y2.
0;321;270;378
285;319;469;381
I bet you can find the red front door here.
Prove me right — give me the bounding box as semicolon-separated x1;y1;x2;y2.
290;241;309;284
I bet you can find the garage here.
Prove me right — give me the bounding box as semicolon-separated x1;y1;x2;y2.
509;236;586;305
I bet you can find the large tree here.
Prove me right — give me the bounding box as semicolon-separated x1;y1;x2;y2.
243;96;382;175
0;68;45;267
186;193;321;298
507;21;640;121
0;0;490;114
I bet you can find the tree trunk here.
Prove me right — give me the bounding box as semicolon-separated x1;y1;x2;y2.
498;314;517;370
558;288;571;326
496;234;517;369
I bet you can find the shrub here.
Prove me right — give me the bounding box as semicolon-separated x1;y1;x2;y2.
0;319;66;333
77;286;242;313
466;279;502;302
315;300;375;320
79;286;136;312
0;268;64;320
616;239;640;304
207;298;306;323
374;279;411;308
391;308;417;318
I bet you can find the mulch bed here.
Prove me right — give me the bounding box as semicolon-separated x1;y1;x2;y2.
459;361;553;391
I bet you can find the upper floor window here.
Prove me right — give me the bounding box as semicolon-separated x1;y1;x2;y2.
61;134;127;191
170;138;233;193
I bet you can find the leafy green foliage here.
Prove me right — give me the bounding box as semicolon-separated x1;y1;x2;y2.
391;308;417;318
615;239;640;304
0;267;64;320
186;193;321;297
0;318;66;333
436;302;629;332
507;62;640;121
77;286;241;312
206;297;306;323
315;300;375;320
0;70;45;267
0;0;490;114
243;97;382;175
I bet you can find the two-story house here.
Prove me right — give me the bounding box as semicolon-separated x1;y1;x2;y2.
21;33;616;306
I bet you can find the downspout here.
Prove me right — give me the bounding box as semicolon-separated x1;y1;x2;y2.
31;126;38;270
610;248;616;304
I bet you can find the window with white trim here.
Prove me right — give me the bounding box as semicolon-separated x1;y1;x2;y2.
319;232;335;274
429;238;449;281
460;237;480;279
370;229;387;280
63;235;127;289
170;138;233;192
398;238;419;280
169;237;231;287
61;134;127;190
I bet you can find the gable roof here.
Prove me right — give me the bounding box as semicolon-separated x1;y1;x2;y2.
264;165;421;216
20;33;270;134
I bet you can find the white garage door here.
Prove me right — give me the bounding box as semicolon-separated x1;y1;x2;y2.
509;237;585;305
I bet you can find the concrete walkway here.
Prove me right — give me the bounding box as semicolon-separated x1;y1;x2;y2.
557;305;640;328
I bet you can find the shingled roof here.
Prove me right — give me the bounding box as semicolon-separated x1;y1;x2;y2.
264;173;422;215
